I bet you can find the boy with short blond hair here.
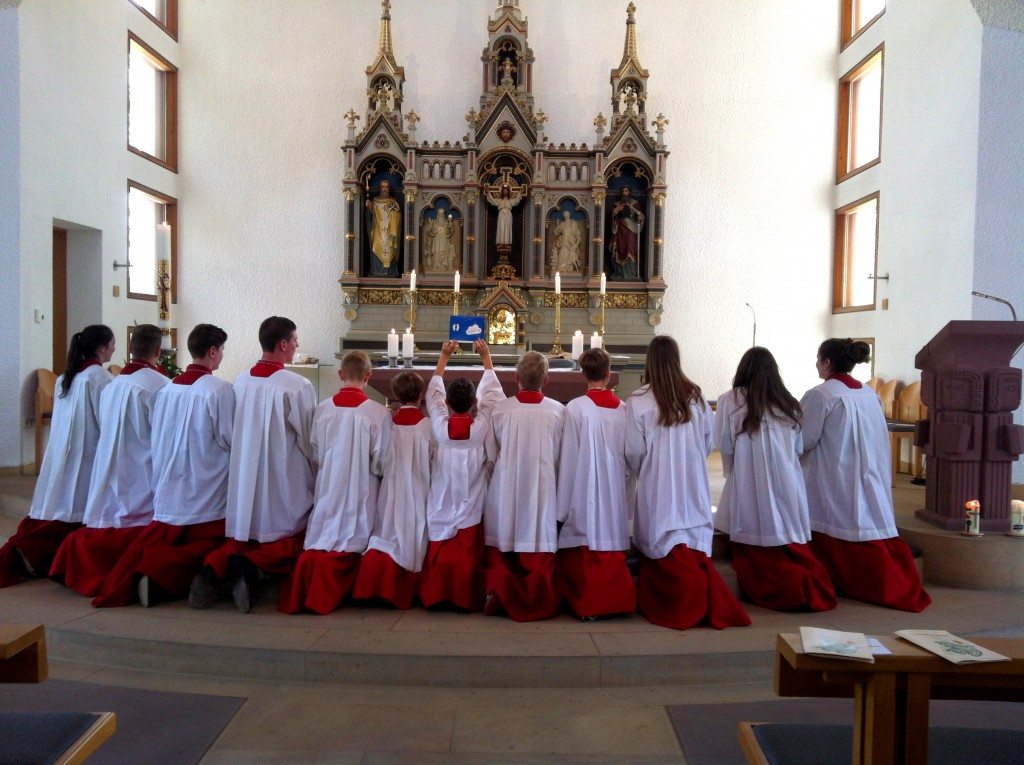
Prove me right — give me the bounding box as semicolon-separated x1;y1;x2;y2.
483;350;565;621
279;350;392;614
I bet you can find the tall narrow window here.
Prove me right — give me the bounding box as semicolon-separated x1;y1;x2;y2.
128;33;177;171
129;0;178;40
837;45;882;181
128;181;177;303
841;0;885;48
833;192;879;312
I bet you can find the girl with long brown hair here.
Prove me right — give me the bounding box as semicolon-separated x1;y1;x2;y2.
625;336;750;630
715;347;836;611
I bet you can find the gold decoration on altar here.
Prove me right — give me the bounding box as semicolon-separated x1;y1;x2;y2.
651;113;670;131
415;290;457;306
359;289;405;305
491;263;516;281
542;292;588;309
404;110;420;129
593;113;607;131
344;109;361;128
603;292;649;309
487;305;517;345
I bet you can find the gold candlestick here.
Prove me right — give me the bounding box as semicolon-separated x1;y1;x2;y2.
549;292;564;356
406;289;418;352
599;292;606;346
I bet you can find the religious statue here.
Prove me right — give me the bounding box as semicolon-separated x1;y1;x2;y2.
609;186;644;280
486;179;524;252
548;210;584;275
423;212;459;273
366;180;401;276
373;82;395;113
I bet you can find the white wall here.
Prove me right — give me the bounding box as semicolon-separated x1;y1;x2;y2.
831;0;983;383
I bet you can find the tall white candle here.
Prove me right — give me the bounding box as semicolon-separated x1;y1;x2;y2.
402;327;414;358
555;271;561;294
409;269;417;292
387;328;399;358
591;331;603;349
600;272;606;295
454;271;460;294
571;330;584;360
156;221;172;333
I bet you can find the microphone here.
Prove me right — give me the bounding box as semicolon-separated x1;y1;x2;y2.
971;291;1018;321
745;303;757;347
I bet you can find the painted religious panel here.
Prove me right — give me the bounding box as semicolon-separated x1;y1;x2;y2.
604;160;650;281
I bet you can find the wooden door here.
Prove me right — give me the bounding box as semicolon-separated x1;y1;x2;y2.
52;227;68;374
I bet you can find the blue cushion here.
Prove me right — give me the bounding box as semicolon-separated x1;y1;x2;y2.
0;711;103;765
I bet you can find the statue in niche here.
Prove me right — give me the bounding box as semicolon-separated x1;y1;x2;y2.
372;82;395;113
547;210;584;275
619;84;638;114
486;178;524;252
366;180;401;277
422;211;461;273
609;186;644;280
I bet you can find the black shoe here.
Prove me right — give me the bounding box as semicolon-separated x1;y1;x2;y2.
188;567;218;610
232;573;251;613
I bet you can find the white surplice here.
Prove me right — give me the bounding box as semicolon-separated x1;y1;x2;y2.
625;386;715;558
713;387;811;546
150;375;234;526
484;394;565;553
226;369;315;543
303;396;392;553
366;411;434;572
30;365;113;523
424;369;503;542
556;394;633;551
800;378;896;541
84;368;169;529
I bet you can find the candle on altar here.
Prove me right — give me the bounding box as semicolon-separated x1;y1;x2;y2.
591;331;603;349
410;269;417;292
600;272;606;295
387;328;399;358
571;330;584;360
454;271;460;294
964;499;981;536
555;271;561;294
402;327;414;359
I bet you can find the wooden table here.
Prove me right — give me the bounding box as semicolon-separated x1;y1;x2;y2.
369;367;620;406
0;623;48;683
775;632;1024;764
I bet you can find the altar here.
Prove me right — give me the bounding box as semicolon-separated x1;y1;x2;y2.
336;1;670;374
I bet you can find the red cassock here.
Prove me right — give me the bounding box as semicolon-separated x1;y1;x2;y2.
809;532;931;612
90;519;225;607
555;546;636;619
49;526;146;597
637;544;752;630
483;547;561;622
417;523;485;611
202;533;305;579
278;549;362;615
729;542;837;612
0;519;83;588
351;549;419;610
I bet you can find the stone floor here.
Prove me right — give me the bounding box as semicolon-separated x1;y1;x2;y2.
2;461;1023;763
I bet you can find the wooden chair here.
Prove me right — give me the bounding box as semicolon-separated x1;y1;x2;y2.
107;363;122;376
876;379;899;420
866;376;883;394
889;382;923;484
34;369;57;475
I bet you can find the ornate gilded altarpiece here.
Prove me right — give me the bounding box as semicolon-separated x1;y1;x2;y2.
339;0;669;381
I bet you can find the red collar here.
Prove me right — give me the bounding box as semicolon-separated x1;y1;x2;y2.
173;364;213;386
79;359;102;372
251;360;285;378
121;359;160;376
515;390;544;404
828;373;863;389
586;389;621;409
394;406;426;425
333;387;369;407
448;413;474;440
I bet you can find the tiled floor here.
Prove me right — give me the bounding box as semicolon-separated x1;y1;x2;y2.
3;464;1022;763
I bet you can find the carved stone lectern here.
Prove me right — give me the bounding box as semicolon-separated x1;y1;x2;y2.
914;321;1024;531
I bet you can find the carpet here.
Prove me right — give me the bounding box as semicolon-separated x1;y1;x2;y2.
666;698;1024;765
0;678;245;764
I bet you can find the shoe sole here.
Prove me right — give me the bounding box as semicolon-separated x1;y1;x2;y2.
232;576;251;614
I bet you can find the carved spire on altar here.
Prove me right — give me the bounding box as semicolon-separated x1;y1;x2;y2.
609;2;650;126
364;0;406;126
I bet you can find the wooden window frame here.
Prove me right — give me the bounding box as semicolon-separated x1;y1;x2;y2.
128;0;178;41
836;44;883;183
127;32;178;172
127;180;178;304
852;336;877;380
841;0;885;51
832;191;879;314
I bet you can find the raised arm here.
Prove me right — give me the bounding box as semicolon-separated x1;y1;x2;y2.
433;340;458;377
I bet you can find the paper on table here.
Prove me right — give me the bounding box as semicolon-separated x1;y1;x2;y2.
799;626;875;663
867;638;891;656
895;629;1011;664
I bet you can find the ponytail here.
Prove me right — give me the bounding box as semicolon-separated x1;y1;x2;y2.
61;324;114;398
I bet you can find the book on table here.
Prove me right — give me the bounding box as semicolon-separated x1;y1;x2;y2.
799;627;875;663
895;629;1011;664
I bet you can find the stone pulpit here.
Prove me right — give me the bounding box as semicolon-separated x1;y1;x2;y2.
914;321;1024;531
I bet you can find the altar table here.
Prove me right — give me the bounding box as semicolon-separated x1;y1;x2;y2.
774;632;1024;764
369;367;620;406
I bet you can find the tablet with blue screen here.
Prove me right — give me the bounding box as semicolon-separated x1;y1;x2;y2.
449;315;486;342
